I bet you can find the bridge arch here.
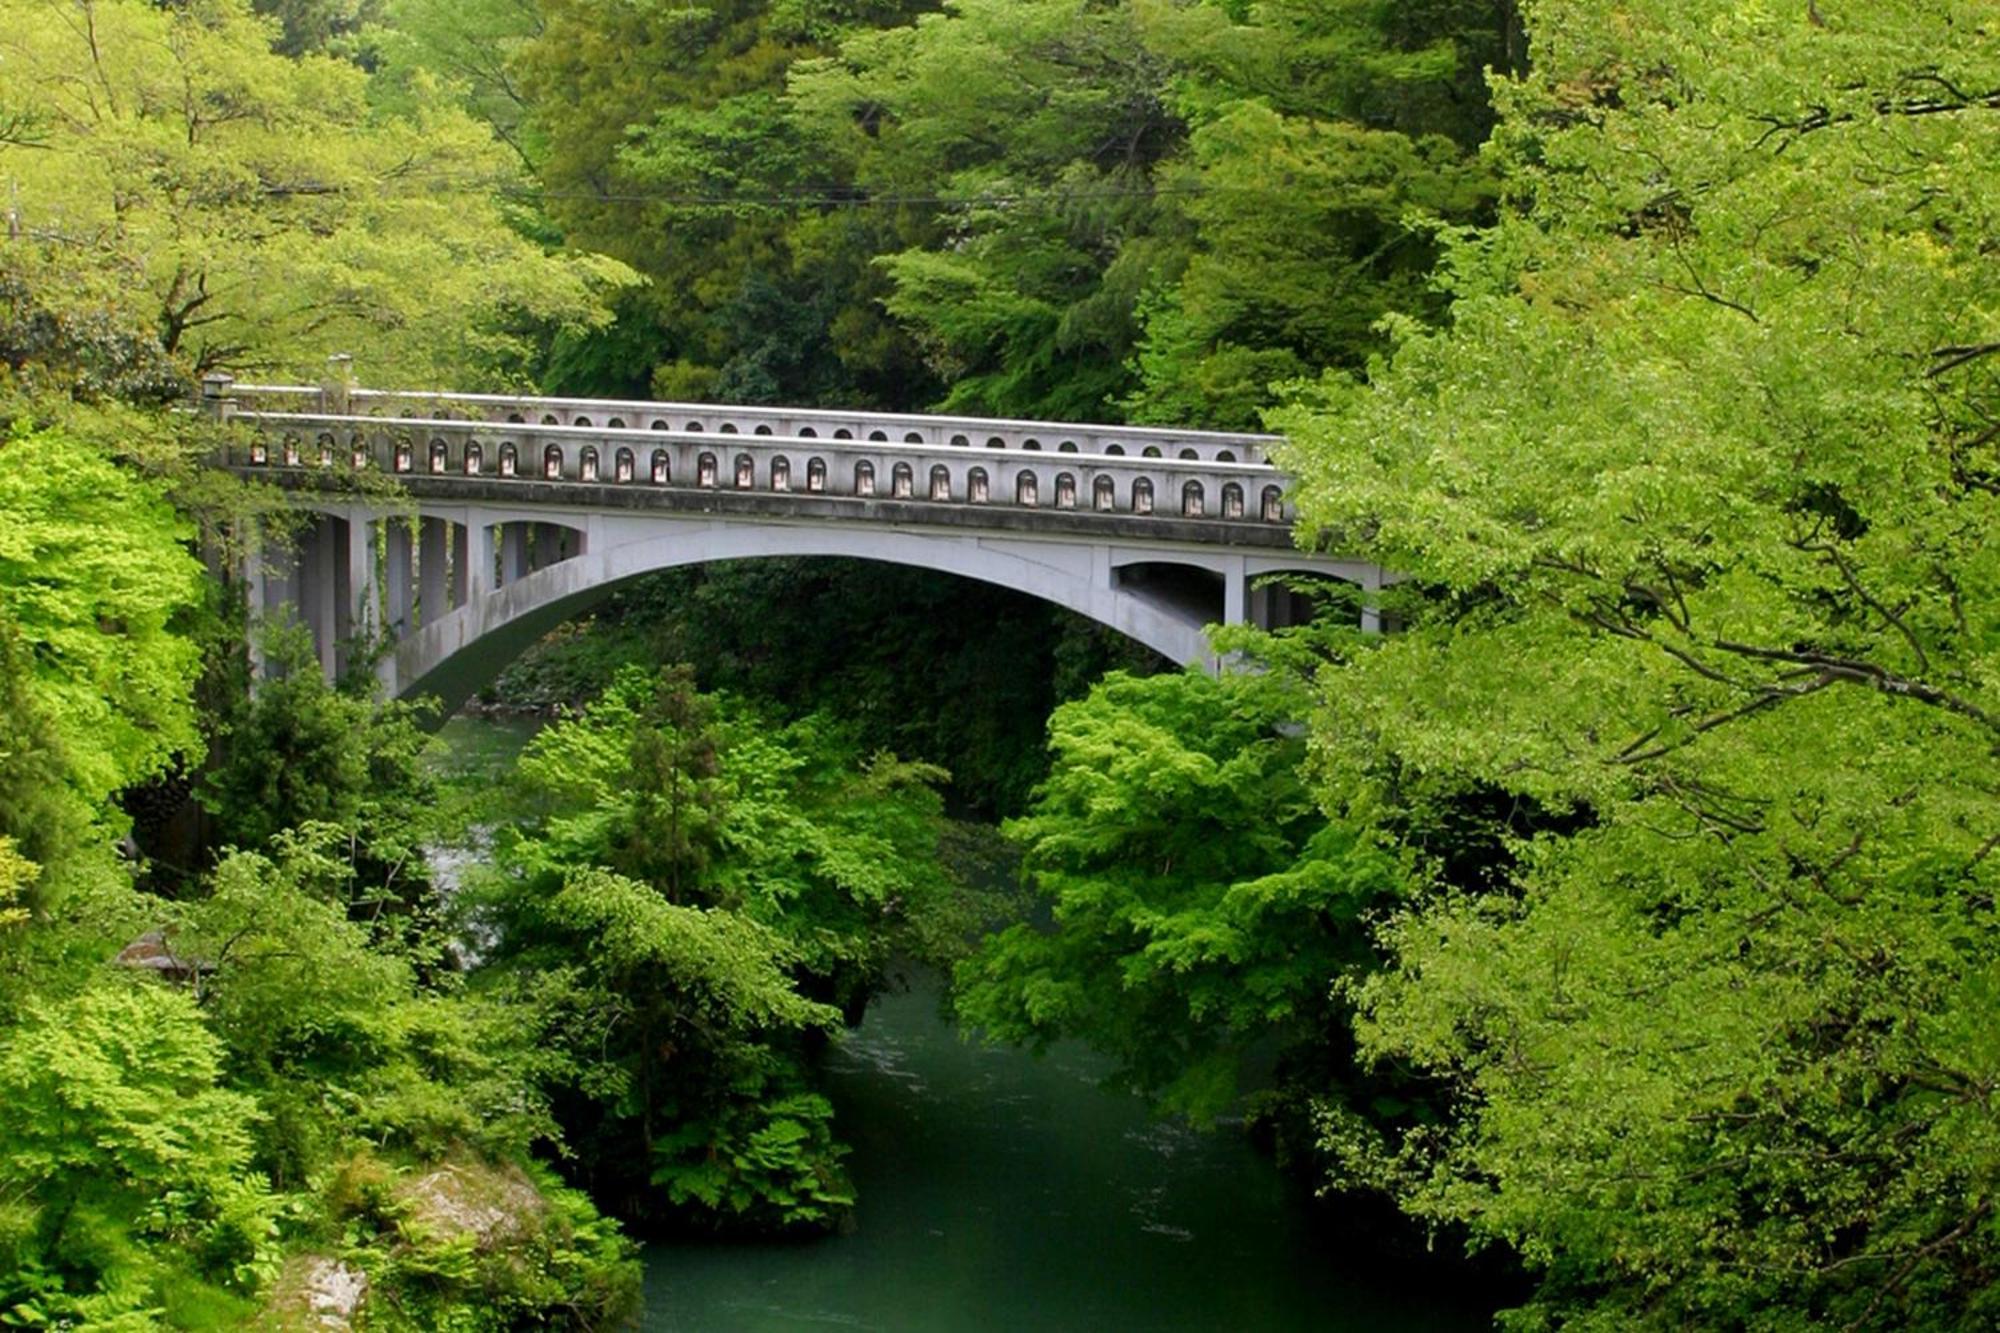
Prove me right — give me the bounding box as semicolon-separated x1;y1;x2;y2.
384;520;1224;713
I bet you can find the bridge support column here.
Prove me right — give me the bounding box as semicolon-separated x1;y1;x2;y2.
346;510;379;675
241;522;268;682
1222;555;1247;627
384;518;414;637
454;521;477;605
501;523;529;585
1358;568;1383;634
418;516;448;626
300;513;342;679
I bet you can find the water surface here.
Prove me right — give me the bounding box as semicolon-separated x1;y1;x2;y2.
643;978;1489;1332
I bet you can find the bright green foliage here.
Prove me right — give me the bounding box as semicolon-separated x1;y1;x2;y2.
0;0;630;384
1279;1;2000;1325
0;426;203;811
478;667;954;1229
956;668;1398;1121
0;982;274;1325
202;628;439;898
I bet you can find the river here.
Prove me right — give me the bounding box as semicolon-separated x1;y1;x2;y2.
642;975;1489;1332
431;719;1493;1331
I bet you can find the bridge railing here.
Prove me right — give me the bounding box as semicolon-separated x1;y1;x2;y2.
223;382;1278;466
217;393;1298;527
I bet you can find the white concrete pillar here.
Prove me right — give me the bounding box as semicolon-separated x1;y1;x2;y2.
1359;567;1383;634
419;516;449;624
306;514;339;679
454;520;477;606
1222;555;1247;627
384;518;414;636
347;511;380;649
502;523;530;585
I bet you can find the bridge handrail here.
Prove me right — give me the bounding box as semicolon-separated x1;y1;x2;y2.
227;384;1279;454
229;409;1287;477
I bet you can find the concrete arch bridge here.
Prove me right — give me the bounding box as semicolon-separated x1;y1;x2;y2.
209;376;1379;713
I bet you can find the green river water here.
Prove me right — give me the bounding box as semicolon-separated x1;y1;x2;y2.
432;719;1493;1332
641;976;1490;1332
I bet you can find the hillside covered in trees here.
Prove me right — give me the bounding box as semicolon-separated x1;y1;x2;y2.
2;0;1996;1327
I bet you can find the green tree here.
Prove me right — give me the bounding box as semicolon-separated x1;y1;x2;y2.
1279;1;2000;1325
0;981;272;1324
0;0;631;384
0;426;204;817
475;667;956;1228
956;668;1399;1122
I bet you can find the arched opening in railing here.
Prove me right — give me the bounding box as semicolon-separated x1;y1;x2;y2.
499;443;518;477
540;413;559;426
282;435;301;466
799;427;818;439
616;447;635;482
754;425;773;436
1055;472;1077;509
1222;482;1244;519
719;423;738;434
1261;486;1283;522
854;460;876;497
1093;475;1115;511
506;413;526;424
464;442;483;475
649;450;669;484
771;456;792;491
698;452;718;488
573;416;592;428
834;428;854;441
1178;448;1198;460
1058;440;1078;453
249;436;269;465
685;421;704;432
1217;449;1236;463
580;446;599;482
393;438;413;473
903;432;924;444
651;419;670;431
985;436;1005;449
926;465;950;501
868;430;888;442
734;453;755;489
1132;477;1155;515
967;467;990;504
350;433;369;470
1181;480;1204;517
429;439;449;473
1105;444;1126;456
892;462;914;498
1142;445;1162;459
543;444;564;479
607;417;626;429
950;434;970;448
807;457;828;493
1016;471;1039;506
317;433;336;467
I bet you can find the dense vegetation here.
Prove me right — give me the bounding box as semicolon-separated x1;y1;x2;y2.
2;0;1994;1328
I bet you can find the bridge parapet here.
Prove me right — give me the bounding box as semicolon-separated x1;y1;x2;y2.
223;407;1296;528
226;382;1278;466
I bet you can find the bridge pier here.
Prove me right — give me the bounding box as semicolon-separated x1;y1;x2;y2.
384;518;414;637
419;517;449;628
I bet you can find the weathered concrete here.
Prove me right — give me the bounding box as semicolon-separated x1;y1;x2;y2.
215;379;1376;713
